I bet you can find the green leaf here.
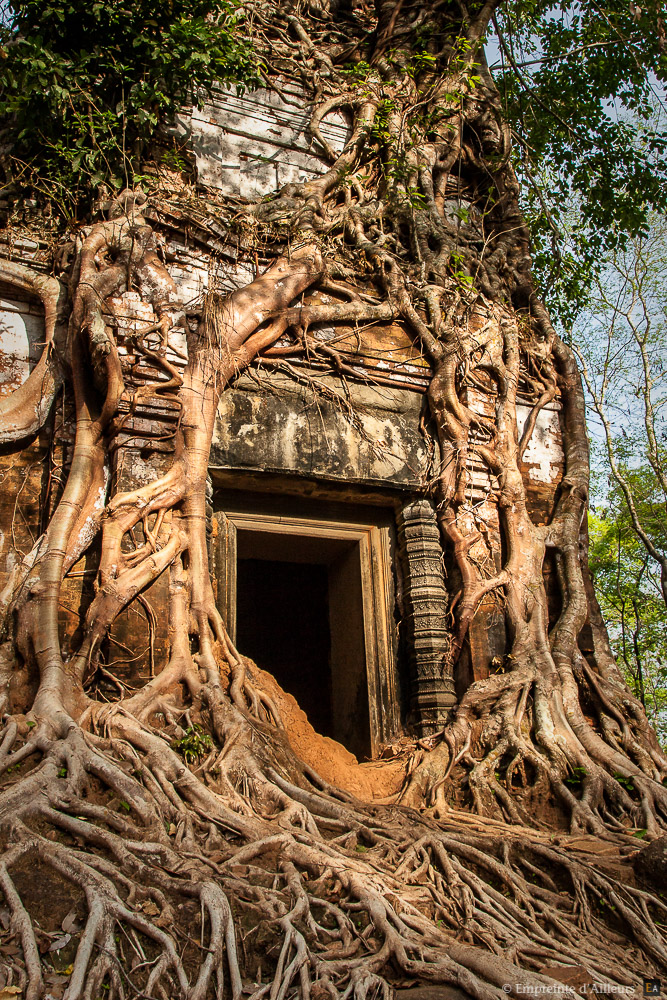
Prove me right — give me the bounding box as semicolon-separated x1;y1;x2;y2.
494;0;667;314
0;0;259;216
171;725;214;763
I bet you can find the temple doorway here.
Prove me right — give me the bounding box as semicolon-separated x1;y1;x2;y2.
235;533;370;758
210;493;400;759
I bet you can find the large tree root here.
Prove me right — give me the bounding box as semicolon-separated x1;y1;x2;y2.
0;703;663;1000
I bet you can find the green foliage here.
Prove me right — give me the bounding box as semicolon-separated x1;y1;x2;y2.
574;220;667;743
493;1;667;321
448;250;474;287
160;147;189;173
405;24;438;79
564;765;587;788
408;50;437;77
0;0;258;217
589;508;667;742
372;98;398;144
341;60;372;83
171;724;213;764
613;772;636;793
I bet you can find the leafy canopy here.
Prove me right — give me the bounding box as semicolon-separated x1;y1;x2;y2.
0;0;258;217
589;505;667;742
492;0;667;322
2;0;667;300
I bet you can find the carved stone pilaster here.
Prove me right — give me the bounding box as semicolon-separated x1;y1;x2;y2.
396;498;455;734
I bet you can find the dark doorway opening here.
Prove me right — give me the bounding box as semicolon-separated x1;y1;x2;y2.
231;527;373;760
236;558;333;740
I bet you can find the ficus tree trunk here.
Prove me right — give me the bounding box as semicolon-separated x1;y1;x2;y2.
0;0;666;997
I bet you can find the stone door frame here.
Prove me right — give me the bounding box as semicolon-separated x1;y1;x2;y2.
210;506;401;757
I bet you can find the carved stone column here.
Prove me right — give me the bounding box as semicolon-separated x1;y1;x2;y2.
396;498;455;734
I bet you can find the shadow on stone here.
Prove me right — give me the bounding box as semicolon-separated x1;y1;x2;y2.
632;835;667;889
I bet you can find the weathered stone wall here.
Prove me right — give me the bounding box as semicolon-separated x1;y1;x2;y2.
0;282;44;396
182;82;349;199
212;372;432;490
0;280;46;599
0;84;571;743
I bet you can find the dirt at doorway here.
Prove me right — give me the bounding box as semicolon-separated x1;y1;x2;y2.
240;657;408;801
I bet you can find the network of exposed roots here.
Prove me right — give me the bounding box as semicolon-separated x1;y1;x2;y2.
0;0;666;996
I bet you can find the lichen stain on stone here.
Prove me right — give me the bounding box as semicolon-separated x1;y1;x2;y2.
520;408;564;484
0;299;45;396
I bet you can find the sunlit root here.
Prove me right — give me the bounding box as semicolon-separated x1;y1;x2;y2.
0;261;67;445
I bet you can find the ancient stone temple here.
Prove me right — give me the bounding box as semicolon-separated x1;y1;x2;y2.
0;84;564;759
